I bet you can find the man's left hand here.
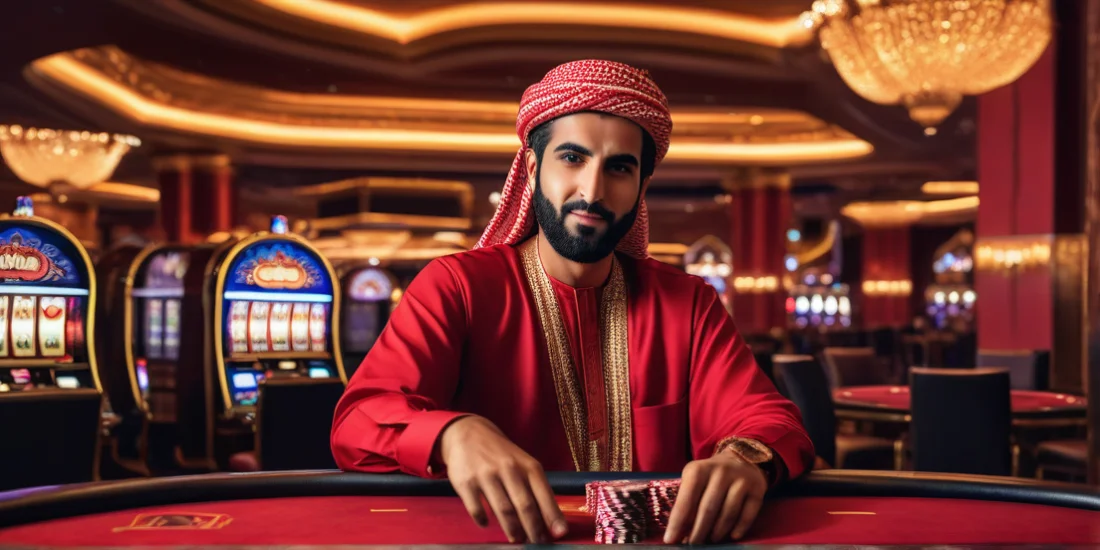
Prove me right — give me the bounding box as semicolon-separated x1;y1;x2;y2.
663;451;768;544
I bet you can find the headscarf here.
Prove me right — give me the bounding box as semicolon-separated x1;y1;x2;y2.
474;59;672;259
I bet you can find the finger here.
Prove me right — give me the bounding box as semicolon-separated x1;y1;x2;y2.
688;474;733;544
452;478;489;527
500;468;549;544
480;476;525;543
527;466;569;539
664;466;707;544
709;480;749;542
730;491;764;540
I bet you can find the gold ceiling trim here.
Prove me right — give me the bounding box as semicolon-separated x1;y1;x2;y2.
246;0;811;48
842;196;980;228
30;49;873;164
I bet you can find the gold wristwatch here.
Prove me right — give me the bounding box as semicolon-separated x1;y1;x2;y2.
716;437;778;486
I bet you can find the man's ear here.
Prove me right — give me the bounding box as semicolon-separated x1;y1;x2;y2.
524;148;538;190
639;175;652;202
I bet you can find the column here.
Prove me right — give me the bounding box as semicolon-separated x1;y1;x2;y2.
189;154;236;236
154;154;237;244
860;227;913;328
152;155;194;244
724;168;790;335
974;36;1087;394
1082;0;1099;486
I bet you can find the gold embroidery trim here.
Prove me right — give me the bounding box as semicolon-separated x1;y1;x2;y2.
520;238;633;471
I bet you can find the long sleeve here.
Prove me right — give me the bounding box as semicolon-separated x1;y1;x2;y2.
688;282;815;480
331;258;469;478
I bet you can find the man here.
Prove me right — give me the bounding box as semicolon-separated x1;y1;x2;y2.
331;60;814;545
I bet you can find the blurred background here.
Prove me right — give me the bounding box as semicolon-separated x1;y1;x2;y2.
0;0;1095;489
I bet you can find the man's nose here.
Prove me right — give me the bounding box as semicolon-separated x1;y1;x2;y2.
577;165;606;205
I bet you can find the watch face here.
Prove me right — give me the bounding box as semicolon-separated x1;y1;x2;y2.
730;440;773;463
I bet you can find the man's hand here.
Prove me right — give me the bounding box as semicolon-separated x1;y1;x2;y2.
438;416;569;544
663;451;769;544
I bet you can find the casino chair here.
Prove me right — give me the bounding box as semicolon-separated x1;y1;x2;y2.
821;347;891;389
0;389;103;491
1035;439;1087;483
772;355;896;470
229;378;345;472
977;349;1050;390
906;367;1016;476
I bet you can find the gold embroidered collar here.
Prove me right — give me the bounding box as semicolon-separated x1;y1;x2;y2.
519;237;632;471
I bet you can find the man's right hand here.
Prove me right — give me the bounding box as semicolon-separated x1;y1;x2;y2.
437;415;569;544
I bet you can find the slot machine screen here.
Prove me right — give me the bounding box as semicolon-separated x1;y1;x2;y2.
220;238;338;401
134;251;188;361
343;267;394;354
0;225;91;365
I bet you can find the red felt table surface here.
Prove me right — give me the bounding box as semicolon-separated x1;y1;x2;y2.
0;494;1096;546
833;385;1088;414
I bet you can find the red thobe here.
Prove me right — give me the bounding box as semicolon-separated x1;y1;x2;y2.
331;243;814;478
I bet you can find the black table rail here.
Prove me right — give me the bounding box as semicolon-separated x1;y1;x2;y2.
0;469;1097;528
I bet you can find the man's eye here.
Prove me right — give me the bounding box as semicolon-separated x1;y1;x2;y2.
561;153;582;163
610;164;631;173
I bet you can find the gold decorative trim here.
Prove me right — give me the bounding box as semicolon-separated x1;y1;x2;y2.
519;238;632;471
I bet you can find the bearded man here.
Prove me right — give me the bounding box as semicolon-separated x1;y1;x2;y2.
331;60;814;545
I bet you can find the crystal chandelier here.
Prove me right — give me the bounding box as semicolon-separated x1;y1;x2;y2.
0;125;140;191
801;0;1052;130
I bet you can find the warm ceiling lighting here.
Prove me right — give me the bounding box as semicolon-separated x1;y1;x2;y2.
250;0;812;48
33;54;873;164
802;0;1052;129
922;181;979;195
842;196;979;227
0;125;140;190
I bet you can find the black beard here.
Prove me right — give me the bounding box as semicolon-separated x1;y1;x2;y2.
532;173;639;264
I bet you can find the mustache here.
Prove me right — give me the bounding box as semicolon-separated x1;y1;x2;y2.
560;200;614;222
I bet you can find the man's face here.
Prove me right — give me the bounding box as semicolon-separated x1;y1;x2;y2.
526;112;649;264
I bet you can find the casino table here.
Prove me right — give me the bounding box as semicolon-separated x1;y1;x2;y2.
0;470;1097;548
833;385;1088;426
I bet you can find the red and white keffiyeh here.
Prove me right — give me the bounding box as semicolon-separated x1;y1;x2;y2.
474;59;672;259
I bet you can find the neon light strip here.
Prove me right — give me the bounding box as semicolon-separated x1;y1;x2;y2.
0;286;89;296
131;288;185;298
223;291;333;303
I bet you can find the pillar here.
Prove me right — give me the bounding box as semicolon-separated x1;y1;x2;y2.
190;154;235;236
153;154;236;244
724;168;790;335
860;227;912;328
1082;0;1099;486
975;36;1087;394
152;155;193;244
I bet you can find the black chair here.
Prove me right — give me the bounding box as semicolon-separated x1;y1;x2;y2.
1035;439;1087;482
822;347;888;388
232;378;345;472
908;367;1014;476
0;389;103;491
977;349;1049;390
773;355;895;470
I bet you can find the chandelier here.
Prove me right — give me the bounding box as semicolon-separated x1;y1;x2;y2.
0;125;140;192
801;0;1052;131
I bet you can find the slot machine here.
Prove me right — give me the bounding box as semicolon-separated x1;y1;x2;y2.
785;221;852;331
0;197;99;392
177;216;345;468
339;264;398;375
0;197;103;486
925;229;976;331
97;243;211;474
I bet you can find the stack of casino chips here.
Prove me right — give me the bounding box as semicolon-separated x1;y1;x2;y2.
593;481;649;543
585;479;681;544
